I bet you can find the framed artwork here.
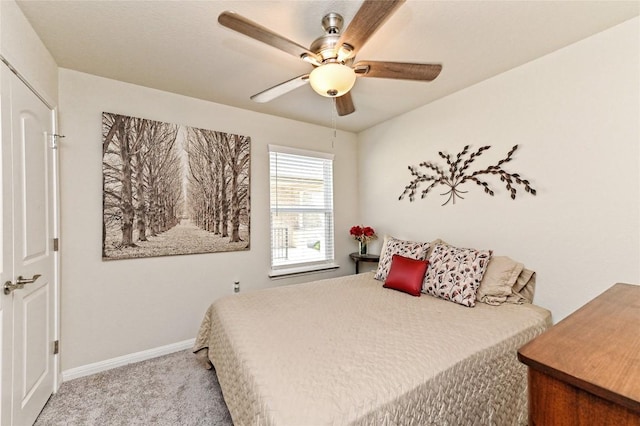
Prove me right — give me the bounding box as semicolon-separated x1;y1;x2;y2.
102;112;250;260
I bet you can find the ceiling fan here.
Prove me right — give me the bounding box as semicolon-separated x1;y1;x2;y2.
218;0;442;116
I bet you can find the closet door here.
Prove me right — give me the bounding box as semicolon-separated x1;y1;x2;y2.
1;65;57;426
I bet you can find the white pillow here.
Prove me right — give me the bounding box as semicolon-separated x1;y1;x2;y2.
373;235;430;282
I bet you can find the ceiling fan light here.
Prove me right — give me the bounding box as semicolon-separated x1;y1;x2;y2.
309;63;356;97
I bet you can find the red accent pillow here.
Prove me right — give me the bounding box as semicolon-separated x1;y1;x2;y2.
383;254;429;297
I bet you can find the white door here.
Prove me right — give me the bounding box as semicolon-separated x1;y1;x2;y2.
1;65;57;425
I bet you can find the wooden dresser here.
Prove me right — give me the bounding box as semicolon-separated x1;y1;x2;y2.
518;283;640;425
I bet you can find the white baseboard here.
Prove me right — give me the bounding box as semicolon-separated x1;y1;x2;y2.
61;338;195;382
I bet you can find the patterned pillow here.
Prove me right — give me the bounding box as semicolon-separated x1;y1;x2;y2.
422;244;493;307
374;235;430;281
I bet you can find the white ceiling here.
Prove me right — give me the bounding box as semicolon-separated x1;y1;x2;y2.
17;0;640;133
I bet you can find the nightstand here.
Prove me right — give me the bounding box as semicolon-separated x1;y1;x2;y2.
348;252;380;274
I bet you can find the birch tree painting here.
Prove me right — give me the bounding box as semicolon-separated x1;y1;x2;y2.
102;112;250;260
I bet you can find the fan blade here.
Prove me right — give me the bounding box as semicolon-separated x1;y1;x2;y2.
250;74;310;103
336;92;355;116
354;61;442;81
335;0;405;58
219;11;321;65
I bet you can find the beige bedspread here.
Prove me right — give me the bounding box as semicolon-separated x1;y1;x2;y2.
194;272;551;425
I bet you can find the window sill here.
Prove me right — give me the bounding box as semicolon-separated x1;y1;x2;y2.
269;263;340;279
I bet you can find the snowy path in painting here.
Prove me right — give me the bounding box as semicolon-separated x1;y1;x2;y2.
103;218;249;260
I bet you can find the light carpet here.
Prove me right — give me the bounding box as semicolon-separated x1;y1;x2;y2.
34;350;233;425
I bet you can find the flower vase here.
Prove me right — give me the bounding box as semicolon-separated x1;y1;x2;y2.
358;241;368;255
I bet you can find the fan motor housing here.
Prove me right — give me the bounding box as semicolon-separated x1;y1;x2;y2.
311;13;352;63
310;34;340;61
321;12;343;34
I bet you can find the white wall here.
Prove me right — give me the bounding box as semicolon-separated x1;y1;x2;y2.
0;0;58;105
58;69;359;371
358;17;640;322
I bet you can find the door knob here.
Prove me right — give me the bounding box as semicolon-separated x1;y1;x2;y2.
3;274;41;295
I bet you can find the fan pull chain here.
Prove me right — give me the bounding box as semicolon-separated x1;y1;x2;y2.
331;97;337;149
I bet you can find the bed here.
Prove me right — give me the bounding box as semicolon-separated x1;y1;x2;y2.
194;265;551;425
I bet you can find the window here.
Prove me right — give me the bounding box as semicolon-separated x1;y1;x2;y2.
269;145;336;276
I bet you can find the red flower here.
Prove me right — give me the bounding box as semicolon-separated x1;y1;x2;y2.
349;225;377;242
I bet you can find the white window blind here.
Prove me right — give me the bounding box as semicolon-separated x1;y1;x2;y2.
269;145;335;274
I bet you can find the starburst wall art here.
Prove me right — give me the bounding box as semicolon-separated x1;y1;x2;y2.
399;145;536;206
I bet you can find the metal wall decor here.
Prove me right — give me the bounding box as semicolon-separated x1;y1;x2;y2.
399;145;536;206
